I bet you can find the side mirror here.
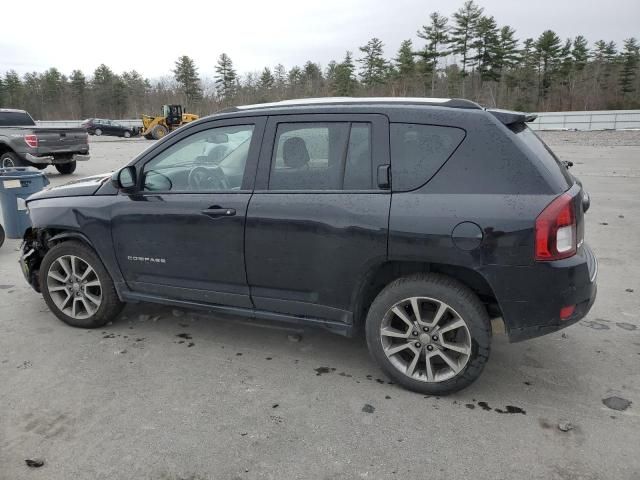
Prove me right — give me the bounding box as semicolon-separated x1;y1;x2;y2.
112;166;137;190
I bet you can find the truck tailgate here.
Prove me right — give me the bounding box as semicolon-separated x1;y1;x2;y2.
34;127;88;152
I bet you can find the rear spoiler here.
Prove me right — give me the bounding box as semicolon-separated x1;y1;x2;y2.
487;109;537;125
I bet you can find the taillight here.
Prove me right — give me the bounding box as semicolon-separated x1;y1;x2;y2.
24;134;38;148
535;193;576;261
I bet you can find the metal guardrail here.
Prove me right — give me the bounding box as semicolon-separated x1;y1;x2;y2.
528;110;640;131
35;119;143;128
34;110;640;131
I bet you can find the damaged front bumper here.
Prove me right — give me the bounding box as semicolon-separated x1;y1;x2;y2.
19;233;43;292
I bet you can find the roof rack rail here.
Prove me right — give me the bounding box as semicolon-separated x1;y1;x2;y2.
228;97;482;111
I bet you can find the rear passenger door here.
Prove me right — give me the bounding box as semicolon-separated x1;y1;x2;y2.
245;114;390;323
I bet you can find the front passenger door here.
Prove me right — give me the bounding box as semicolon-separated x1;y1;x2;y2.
111;118;265;307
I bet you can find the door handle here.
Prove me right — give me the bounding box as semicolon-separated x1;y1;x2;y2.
201;207;236;217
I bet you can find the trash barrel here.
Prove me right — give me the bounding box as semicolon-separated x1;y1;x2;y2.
0;167;49;240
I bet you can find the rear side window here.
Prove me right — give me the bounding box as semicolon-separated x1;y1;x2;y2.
0;111;36;126
269;122;373;190
390;123;465;192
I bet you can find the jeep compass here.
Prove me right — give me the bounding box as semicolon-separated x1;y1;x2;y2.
20;98;597;394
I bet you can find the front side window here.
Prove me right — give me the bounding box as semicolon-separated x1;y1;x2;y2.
269;122;372;190
142;124;254;192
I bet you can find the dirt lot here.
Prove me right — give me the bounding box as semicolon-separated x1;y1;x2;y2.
0;132;639;480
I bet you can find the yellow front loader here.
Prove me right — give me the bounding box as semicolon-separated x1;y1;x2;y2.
141;104;199;140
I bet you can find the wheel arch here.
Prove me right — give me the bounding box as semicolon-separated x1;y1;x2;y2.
0;141;17;156
351;260;500;332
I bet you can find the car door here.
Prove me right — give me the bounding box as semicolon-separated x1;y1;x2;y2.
111;117;265;307
245;114;390;324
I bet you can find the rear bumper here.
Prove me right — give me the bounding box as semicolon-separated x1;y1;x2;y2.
484;244;598;342
25;153;90;164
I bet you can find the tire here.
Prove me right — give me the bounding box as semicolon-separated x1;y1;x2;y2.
0;224;5;248
1;151;24;168
151;124;168;140
365;273;491;395
55;161;76;175
39;241;124;328
123;130;131;138
95;128;102;136
143;133;154;140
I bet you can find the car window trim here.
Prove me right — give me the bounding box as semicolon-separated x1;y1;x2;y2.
255;113;389;192
129;116;266;195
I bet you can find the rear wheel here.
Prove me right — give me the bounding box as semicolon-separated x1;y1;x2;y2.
365;273;491;395
55;161;76;175
40;241;124;328
123;130;131;138
151;124;168;140
95;128;102;136
1;152;23;168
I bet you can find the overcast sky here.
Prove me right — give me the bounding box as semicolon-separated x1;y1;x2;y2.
2;0;638;80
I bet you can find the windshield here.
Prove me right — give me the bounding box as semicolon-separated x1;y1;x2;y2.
0;111;36;126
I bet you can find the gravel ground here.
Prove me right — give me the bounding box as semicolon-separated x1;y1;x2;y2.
0;131;638;480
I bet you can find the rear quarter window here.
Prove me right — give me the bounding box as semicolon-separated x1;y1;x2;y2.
390;123;465;192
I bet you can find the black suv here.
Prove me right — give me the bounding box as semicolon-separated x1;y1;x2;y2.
20;98;597;394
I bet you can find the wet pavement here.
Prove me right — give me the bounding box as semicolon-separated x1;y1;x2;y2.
0;133;638;479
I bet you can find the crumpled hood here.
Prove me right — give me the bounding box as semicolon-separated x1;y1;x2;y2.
27;172;112;202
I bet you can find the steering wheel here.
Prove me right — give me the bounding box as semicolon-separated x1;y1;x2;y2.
188;165;230;190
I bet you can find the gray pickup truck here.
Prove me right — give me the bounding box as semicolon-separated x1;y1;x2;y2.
0;109;90;174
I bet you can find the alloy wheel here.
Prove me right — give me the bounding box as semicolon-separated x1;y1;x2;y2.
380;296;472;383
46;255;102;319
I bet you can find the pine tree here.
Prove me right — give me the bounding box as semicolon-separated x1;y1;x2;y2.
417;13;449;95
449;0;484;97
535;30;562;105
473;16;500;84
302;61;323;95
358;38;388;88
92;64;116;116
3;71;24;108
492;26;519;105
69;70;87;118
394;40;416;77
215;53;237;100
333;52;357;96
259;67;275;90
288;66;303;95
274;64;287;89
512;38;538;111
619;37;640;99
173;55;202;107
122;70;149;116
572;36;589;71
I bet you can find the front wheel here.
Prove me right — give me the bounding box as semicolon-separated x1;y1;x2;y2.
40;241;124;328
151;124;168;140
55;161;76;175
365;274;491;395
123;130;131;138
95;128;102;136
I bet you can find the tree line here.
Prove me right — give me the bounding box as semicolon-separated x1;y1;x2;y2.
1;0;639;120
